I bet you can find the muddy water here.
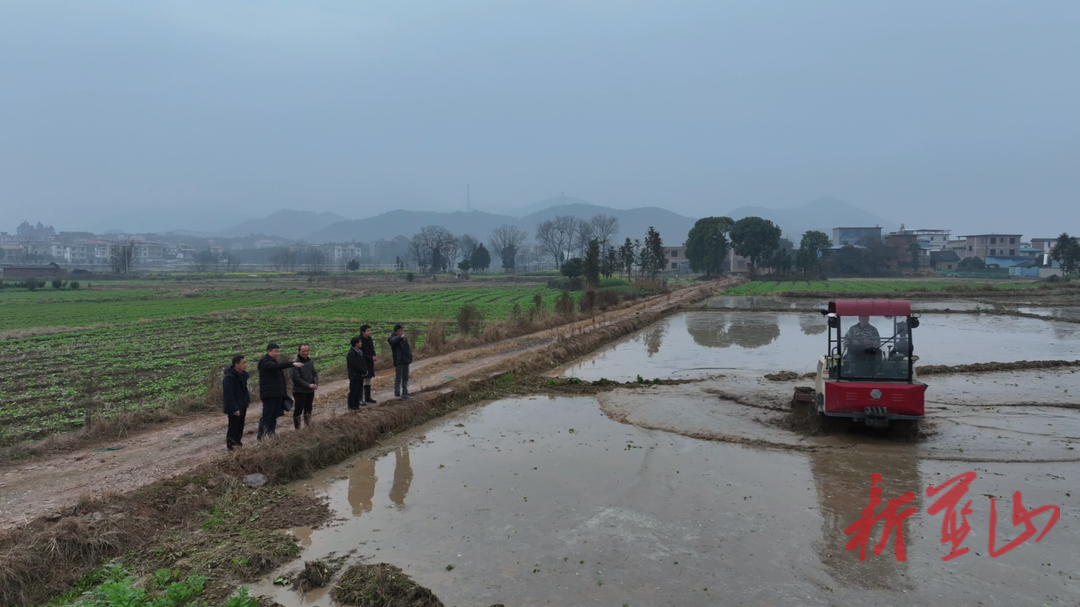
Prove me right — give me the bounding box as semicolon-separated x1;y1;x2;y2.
1019;306;1080;321
705;296;989;312
256;396;1080;607
558;311;1080;382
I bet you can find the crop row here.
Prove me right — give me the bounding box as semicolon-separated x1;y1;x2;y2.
0;288;341;332
288;286;579;322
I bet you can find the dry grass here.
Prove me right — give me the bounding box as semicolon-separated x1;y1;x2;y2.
290;557;347;593
330;563;444;607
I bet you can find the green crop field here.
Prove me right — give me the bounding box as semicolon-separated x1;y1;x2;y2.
0;283;580;445
723;279;1042;295
0;288;341;331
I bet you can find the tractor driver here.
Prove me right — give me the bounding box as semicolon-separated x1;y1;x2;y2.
844;316;881;374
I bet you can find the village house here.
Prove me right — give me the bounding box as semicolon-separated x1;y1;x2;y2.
1030;237;1058;253
961;234;1023;259
832;226;882;247
663;243;689;272
929;250;961;271
325;243;364;263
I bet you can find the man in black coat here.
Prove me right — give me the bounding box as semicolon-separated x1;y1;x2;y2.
388;324;413;399
222;355;250;451
347;335;369;410
359;324;378;404
257;343;304;440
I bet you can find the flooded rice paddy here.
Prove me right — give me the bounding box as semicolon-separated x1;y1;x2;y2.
559;308;1079;381
255;304;1079;606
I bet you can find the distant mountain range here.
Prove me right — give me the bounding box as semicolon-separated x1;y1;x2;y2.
88;195;896;247
213;210;348;240
304;202;698;245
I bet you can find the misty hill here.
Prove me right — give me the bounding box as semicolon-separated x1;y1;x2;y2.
511;195;594;218
725;196;898;242
306;202;698;245
306;209;520;242
91;207;258;235
216;210;349;240
519;203;697;244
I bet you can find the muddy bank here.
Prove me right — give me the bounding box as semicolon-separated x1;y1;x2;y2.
256;395;1080;607
763;359;1080;380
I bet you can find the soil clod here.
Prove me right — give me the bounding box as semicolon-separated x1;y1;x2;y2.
330;563;444;607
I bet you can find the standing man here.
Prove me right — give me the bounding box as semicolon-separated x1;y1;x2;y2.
388;324;413;399
347;335;369;410
290;344;319;429
359;324;378;404
258;343;304;440
222;355;250;451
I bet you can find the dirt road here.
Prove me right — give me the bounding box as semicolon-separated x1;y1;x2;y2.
0;283;725;529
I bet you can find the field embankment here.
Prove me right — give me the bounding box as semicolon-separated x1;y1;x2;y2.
0;279;731;607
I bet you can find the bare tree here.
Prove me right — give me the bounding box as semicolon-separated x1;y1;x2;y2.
488;224;528;267
589;214;620;250
109;242;137;275
270;248;299;271
410;225;458;273
458;234;479;263
536;216;583;266
305;247;329;273
406;236;425;271
574;221;594;258
518;244;542;271
556;215;581;259
222;251;243;272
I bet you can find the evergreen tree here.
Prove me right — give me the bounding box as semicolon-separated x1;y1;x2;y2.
470;243;491;272
583;238;601;287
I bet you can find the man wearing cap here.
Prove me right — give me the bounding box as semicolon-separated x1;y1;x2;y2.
347;335;369;410
388;324;413;399
257;343;304;440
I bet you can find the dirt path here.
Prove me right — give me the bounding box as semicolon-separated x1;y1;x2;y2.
0;283;724;529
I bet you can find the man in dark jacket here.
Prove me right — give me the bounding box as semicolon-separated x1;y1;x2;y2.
359;324;378;404
347;335;369;410
222;355;250;451
388;324;413;399
289;344;319;429
258;343;304;440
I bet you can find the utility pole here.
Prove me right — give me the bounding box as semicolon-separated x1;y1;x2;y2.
467;184;471;212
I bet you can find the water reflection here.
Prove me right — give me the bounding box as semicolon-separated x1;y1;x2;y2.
684;313;781;349
642;325;665;356
347;459;377;516
389;446;413;508
799;314;827;336
808;451;921;591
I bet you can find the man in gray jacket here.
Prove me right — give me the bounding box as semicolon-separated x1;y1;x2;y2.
290;344;319;429
388;324;413;399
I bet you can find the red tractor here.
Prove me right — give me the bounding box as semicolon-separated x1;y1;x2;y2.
807;299;926;428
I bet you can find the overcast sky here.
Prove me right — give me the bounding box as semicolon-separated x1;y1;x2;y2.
1;1;1077;236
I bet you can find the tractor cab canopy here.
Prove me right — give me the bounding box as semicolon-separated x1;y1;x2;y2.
823;299;918;382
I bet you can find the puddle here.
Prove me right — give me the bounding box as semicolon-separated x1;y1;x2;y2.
254;396;1080;607
559;311;1080;382
1018;307;1080;321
